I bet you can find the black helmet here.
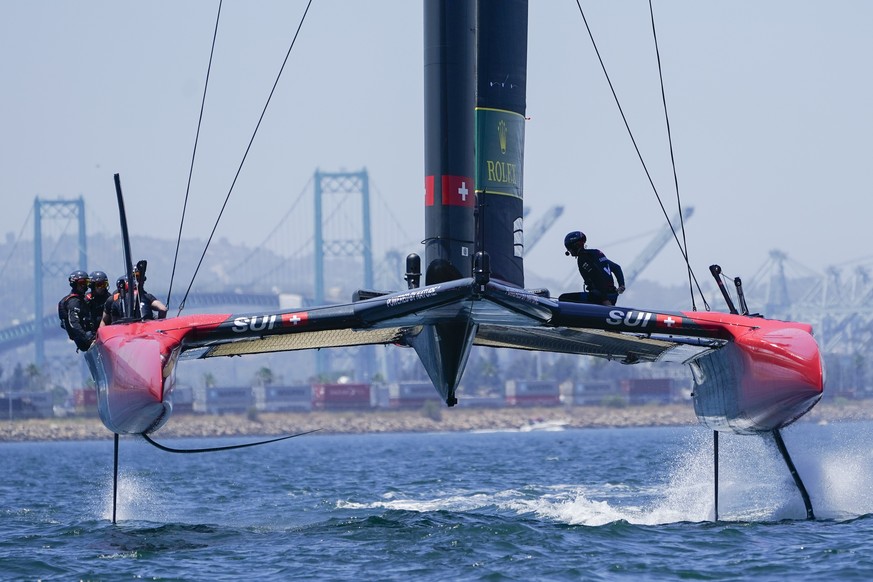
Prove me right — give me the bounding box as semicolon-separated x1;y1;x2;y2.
116;276;128;291
564;231;586;256
89;271;108;290
135;259;148;283
68;270;89;288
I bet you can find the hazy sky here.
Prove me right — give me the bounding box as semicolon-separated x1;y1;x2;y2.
2;1;871;292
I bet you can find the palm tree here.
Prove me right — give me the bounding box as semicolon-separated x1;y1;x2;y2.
254;367;275;387
25;363;43;391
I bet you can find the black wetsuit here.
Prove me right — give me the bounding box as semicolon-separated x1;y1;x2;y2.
84;290;110;332
106;290;161;323
59;291;94;351
573;248;625;305
106;291;136;323
139;290;159;320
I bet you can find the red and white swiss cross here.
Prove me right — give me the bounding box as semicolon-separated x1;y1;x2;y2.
424;175;475;207
656;313;682;328
282;312;309;327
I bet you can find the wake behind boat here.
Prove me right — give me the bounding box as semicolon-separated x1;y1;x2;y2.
520;418;568;432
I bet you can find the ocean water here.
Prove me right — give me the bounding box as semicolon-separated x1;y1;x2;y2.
3;421;873;580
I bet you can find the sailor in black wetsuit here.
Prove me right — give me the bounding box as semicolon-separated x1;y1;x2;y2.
560;231;626;306
84;270;111;333
134;260;167;320
58;270;95;351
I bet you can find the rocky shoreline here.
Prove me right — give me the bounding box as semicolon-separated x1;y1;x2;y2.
2;400;872;442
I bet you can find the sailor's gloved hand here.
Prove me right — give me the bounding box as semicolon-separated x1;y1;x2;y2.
617;286;625;294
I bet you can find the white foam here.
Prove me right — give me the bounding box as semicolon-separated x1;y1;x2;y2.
97;470;165;523
446;424;873;526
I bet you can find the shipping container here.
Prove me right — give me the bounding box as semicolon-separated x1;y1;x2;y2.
312;383;371;410
621;378;673;404
168;385;194;415
571;380;620;406
193;386;253;415
387;382;441;409
0;391;53;419
456;395;504;408
74;388;98;416
504;380;560;407
254;384;312;412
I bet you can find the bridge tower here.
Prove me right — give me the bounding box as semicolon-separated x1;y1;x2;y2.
313;169;374;379
34;197;87;366
764;250;791;317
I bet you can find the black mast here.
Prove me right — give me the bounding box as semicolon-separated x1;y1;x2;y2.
423;0;476;284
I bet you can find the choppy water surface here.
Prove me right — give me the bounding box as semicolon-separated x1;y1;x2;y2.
3;421;873;580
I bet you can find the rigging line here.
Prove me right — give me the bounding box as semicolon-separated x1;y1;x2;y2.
142;429;321;454
167;0;223;312
647;0;698;310
0;205;33;280
574;1;710;311
177;0;315;317
716;270;739;308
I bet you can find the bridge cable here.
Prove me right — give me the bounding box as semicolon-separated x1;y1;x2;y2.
0;205;33;280
167;0;223;313
231;174;363;286
574;0;710;310
227;175;313;276
141;429;321;454
176;0;315;316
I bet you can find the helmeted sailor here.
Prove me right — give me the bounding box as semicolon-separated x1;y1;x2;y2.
133;259;168;320
84;270;111;332
562;231;625;306
58;270;95;351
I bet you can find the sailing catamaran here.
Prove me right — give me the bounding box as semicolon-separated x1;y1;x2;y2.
86;0;823;521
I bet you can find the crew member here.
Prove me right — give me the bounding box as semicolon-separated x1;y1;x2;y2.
58;270;94;351
104;273;168;324
134;260;168;319
84;270;110;332
561;231;625;306
104;276;133;324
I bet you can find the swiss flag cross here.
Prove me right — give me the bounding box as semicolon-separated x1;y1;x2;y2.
424;175;475;207
656;314;682;328
442;175;475;207
282;312;309;327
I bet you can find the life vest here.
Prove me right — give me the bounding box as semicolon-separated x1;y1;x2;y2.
84;291;109;332
57;292;76;331
108;290;146;321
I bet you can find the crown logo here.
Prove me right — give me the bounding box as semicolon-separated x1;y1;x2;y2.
498;120;507;154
